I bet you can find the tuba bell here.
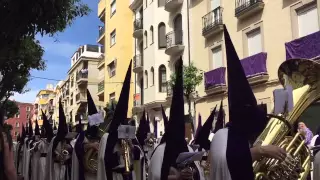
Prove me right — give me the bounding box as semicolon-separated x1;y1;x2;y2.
253;58;320;180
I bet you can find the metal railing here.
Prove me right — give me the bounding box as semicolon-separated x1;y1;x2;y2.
133;55;143;68
98;81;104;93
166;30;183;49
133;93;141;107
76;71;88;81
235;0;263;15
202;7;223;34
133;18;143;31
76;92;86;102
99;26;105;38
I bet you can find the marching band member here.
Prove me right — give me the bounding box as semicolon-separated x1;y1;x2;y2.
23;119;34;180
30;119;41;180
149;57;204;180
209;25;286;180
103;60;145;180
37;110;54;180
45;100;72;180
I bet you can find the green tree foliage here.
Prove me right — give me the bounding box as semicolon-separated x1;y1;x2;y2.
3;100;19;119
0;0;90;108
169;63;203;122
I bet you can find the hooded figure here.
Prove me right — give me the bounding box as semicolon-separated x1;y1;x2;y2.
71;89;103;180
45;100;72;180
35;110;53;180
148;57;204;180
136;110;152;160
16;124;25;175
189;114;202;145
100;60;145;180
30;119;41;180
209;25;270;180
23;119;34;180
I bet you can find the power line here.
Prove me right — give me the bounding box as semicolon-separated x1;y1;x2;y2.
30;75;133;84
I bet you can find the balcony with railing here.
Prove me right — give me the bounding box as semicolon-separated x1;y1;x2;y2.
204;67;227;95
165;0;183;12
97;80;104;96
98;26;105;44
133;54;143;73
165;30;184;56
240;52;269;85
133;18;143;38
98;0;106;19
202;7;224;38
76;92;87;104
132;93;143;112
235;0;264;19
76;70;88;85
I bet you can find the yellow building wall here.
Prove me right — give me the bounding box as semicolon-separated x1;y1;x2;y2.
103;0;134;117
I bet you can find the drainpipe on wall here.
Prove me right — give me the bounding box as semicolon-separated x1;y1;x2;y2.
134;11;137;116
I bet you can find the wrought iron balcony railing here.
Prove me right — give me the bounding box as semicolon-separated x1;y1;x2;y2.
235;0;263;15
99;26;105;38
98;81;104;93
202;7;223;35
134;18;143;31
133;55;143;68
166;30;183;49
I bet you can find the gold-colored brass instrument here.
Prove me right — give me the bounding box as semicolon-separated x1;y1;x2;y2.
121;139;131;174
253;58;320;180
83;139;99;173
54;141;72;164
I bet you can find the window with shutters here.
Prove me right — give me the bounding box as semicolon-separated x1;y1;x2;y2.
111;0;116;17
108;61;116;77
247;28;262;56
110;29;116;46
144;31;148;48
158;23;166;48
159;65;167;92
297;6;319;38
211;46;223;69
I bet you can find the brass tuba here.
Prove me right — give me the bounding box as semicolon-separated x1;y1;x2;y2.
253;58;320;180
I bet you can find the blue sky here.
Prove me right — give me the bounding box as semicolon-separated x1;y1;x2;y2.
11;0;101;103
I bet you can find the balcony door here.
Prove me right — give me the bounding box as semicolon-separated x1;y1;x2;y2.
211;0;221;23
174;14;182;45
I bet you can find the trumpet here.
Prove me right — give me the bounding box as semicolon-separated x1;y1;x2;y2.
121;139;131;175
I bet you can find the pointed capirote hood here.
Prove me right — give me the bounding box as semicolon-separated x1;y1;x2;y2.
146;113;151;133
104;60;132;178
194;106;217;150
161;56;188;180
42;109;53;141
52;100;68;152
194;114;202;140
161;105;168;132
40;125;45;138
213;101;224;133
86;89;100;139
28;119;33;136
224;25;268;180
224;24;268;138
136;109;148;146
76;116;83;133
34;120;40;135
21;124;26;142
153;117;157;138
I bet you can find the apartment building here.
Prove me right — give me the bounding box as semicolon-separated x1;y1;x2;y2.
98;0;134;117
130;0;193;138
5;102;33;141
34;85;56;127
58;44;105;127
191;0;320;132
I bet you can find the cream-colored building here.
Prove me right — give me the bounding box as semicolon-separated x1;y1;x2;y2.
56;44;105;127
130;0;194;138
191;0;320;131
33;84;56;127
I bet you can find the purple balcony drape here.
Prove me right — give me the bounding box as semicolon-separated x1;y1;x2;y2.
240;52;268;78
204;67;226;89
285;31;320;60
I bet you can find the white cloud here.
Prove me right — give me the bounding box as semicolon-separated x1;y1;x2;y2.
10;90;39;103
37;36;79;58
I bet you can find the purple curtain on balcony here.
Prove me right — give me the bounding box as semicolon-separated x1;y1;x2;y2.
285;31;320;60
204;67;226;89
240;52;268;78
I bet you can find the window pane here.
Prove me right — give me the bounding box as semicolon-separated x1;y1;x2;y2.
298;6;319;37
158;24;166;48
86;45;99;52
111;0;116;15
211;46;223;69
247;28;262;56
